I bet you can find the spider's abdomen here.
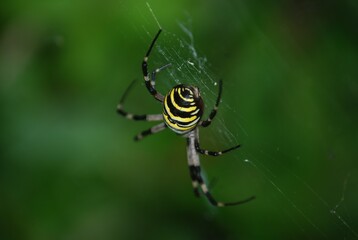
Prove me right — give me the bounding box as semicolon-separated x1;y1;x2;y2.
163;85;204;134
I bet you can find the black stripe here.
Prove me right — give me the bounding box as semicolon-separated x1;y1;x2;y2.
142;61;148;76
133;115;146;120
188;165;200;197
189;165;201;180
166;90;201;119
145;81;157;95
117;109;147;120
173;88;193;107
189;165;220;206
166;97;192;118
134;128;152;141
116;108;126;116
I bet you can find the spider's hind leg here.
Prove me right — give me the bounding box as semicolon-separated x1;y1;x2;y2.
186;129;255;207
188;165;201;198
189;165;255;207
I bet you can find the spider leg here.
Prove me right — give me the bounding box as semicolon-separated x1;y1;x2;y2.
134;122;167;141
200;79;223;127
151;63;172;89
186;132;201;198
194;125;241;156
117;80;163;121
187;130;255;207
195;139;241;156
142;29;165;102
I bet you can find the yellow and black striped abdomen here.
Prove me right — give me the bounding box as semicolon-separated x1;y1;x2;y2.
163;85;204;134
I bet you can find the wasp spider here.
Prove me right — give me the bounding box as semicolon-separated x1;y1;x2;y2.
117;29;255;207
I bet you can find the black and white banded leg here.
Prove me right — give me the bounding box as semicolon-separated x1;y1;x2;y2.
150;63;172;90
200;79;223;127
142;29;165;102
117;80;163;122
194;125;241;156
134;122;167;141
187;132;201;198
195;139;241;156
186;130;255;207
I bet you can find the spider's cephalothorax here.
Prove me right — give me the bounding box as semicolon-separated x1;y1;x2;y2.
117;29;255;207
163;85;204;134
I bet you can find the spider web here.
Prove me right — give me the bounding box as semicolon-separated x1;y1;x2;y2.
126;2;358;239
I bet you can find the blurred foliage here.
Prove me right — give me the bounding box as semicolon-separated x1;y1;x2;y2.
1;0;358;239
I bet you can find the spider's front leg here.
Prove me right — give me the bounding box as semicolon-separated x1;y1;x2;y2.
142;29;171;103
186;129;255;207
150;63;172;90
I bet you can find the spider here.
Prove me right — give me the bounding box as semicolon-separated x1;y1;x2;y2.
117;29;255;207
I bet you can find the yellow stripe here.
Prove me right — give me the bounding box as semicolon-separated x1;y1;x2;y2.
164;95;198;123
178;116;200;127
178;88;194;102
163;114;194;131
170;90;197;112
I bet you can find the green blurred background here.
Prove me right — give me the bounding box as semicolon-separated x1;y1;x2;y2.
1;0;358;239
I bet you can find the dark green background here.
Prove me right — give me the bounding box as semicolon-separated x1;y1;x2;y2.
1;0;357;239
